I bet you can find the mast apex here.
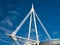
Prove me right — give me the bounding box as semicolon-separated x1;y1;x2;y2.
31;4;34;12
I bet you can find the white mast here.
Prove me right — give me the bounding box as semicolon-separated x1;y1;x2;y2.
6;4;51;45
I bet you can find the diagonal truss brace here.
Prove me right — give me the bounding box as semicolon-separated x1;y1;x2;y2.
35;12;51;40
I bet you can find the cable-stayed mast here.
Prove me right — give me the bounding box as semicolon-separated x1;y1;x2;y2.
6;4;51;45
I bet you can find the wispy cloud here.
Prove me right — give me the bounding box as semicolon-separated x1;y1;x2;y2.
8;10;19;14
1;17;13;27
53;31;59;35
6;19;13;27
0;38;12;45
0;27;12;33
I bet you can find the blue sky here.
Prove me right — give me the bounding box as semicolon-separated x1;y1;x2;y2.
0;0;60;45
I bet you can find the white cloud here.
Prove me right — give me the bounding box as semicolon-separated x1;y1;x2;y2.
53;31;59;35
6;19;13;27
0;27;12;33
8;10;19;14
1;17;13;27
0;38;11;45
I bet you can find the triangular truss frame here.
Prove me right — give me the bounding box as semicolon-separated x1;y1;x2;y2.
6;4;51;45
